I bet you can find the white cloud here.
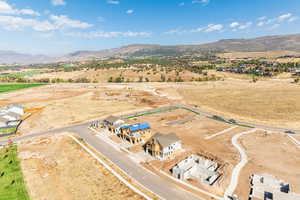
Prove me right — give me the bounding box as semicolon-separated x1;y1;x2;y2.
256;13;297;28
229;22;239;28
269;23;280;30
164;28;187;35
192;0;210;5
126;9;134;14
0;1;40;16
65;31;151;38
0;15;55;31
257;21;265;26
107;0;120;5
0;14;93;32
165;23;223;35
50;15;93;29
277;13;292;22
288;16;298;22
204;24;223;32
51;0;66;6
258;16;266;21
238;22;252;30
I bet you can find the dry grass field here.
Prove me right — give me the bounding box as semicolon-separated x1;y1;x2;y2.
31;68;206;82
172;79;300;129
19;134;144;200
235;131;300;199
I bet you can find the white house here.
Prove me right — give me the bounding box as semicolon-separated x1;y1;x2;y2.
144;133;182;159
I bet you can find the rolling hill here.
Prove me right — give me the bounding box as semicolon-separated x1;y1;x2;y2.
1;33;300;64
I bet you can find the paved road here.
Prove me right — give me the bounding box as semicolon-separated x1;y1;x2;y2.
2;123;202;200
223;129;258;199
177;105;300;134
1;104;299;200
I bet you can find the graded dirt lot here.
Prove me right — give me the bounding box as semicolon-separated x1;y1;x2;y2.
18;134;144;200
235;131;300;199
128;109;248;194
0;83;171;135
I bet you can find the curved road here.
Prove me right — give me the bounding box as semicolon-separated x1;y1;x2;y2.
223;129;258;199
1;104;298;200
1;123;203;200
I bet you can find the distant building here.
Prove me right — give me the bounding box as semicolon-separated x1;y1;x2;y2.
0;104;24;135
119;122;151;144
144;132;182;159
172;154;221;186
250;174;300;200
103;115;124;133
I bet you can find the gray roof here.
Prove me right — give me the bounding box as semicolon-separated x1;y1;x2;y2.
104;115;120;124
5;111;21;120
151;133;181;148
0;116;8;123
8;104;23;109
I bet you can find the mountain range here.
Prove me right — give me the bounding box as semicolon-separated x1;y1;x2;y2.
1;33;300;64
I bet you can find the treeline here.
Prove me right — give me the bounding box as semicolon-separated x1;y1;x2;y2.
107;74;221;83
0;77;98;83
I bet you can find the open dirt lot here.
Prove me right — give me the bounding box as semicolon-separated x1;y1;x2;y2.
0;83;171;135
128;109;248;194
18;134;144;200
235;131;300;199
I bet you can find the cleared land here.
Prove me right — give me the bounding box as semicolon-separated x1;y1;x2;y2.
0;83;171;135
0;145;30;200
235;131;300;199
19;134;144;200
0;83;45;93
127;108;248;195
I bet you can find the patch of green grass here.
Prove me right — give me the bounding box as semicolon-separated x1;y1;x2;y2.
0;145;30;200
0;84;46;93
125;107;179;119
0;71;44;79
0;127;17;136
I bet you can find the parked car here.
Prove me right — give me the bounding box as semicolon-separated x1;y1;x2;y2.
285;130;296;134
228;119;237;124
212;115;225;121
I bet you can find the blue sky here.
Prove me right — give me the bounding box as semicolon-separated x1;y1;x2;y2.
0;0;300;55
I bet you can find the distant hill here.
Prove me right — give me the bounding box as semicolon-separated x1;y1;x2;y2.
0;51;51;64
63;34;300;61
2;33;300;64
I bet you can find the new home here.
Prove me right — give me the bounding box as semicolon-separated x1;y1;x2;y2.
172;154;221;186
103;115;125;133
250;174;300;200
119;122;152;144
144;133;182;159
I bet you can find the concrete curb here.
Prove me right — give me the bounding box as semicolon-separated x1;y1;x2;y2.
68;135;154;200
159;170;222;200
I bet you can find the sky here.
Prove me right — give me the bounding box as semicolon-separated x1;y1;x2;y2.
0;0;300;55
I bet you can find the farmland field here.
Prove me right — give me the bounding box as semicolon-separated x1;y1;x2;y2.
0;71;44;79
0;84;45;93
0;145;30;200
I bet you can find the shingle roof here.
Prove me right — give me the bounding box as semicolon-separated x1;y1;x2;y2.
151;133;180;148
104;116;120;124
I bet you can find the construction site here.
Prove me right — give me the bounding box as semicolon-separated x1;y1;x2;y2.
0;82;299;200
